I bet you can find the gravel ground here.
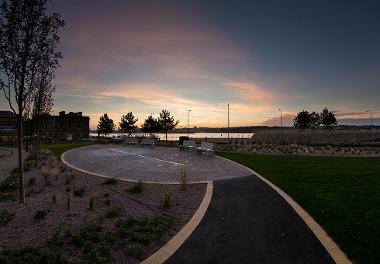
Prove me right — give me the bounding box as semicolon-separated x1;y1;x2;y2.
0;150;206;263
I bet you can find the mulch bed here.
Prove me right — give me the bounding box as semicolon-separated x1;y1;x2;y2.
0;150;206;263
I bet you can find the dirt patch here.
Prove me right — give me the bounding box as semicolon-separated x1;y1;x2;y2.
0;150;206;263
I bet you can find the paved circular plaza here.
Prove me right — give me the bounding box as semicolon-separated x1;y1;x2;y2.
62;144;251;183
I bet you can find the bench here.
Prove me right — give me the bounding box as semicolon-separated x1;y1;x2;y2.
140;138;155;147
197;142;214;156
123;137;139;146
179;140;196;151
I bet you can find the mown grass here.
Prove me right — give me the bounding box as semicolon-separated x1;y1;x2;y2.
44;142;92;160
218;152;380;264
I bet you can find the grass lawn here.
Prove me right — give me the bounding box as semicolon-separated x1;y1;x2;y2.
218;152;380;264
44;142;92;160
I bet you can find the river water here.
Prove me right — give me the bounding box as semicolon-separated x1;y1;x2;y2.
90;132;254;141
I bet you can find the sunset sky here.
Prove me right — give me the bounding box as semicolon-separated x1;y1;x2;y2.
1;0;379;128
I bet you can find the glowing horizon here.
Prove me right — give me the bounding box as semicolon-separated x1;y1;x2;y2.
1;0;379;129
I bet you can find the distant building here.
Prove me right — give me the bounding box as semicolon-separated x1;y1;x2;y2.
0;111;17;140
38;111;90;142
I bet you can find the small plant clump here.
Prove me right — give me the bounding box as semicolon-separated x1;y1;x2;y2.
105;207;122;218
73;187;86;197
0;175;18;192
0;246;67;264
34;210;48;220
125;243;145;260
162;187;173;208
65;172;76;185
102;177;118;185
0;209;15;226
126;181;144;194
28;177;36;186
179;165;189;190
0;193;16;202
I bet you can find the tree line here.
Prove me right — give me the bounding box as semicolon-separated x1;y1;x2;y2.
294;107;337;129
97;109;179;142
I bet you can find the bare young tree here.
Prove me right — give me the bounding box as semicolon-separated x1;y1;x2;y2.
0;0;64;203
33;66;56;166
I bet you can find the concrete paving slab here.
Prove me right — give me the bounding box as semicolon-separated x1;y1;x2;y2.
62;145;252;183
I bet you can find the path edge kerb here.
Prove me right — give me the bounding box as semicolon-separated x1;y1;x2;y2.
141;182;213;264
61;145;210;185
219;156;352;264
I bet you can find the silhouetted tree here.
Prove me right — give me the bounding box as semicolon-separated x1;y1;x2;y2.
294;110;311;129
119;112;138;137
320;107;337;129
141;114;161;137
158;109;179;142
0;0;64;203
97;113;115;138
310;111;321;129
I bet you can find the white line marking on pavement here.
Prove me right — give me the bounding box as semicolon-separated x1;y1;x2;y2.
109;148;184;166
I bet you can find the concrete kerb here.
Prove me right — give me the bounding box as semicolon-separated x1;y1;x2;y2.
141;182;213;264
218;156;352;264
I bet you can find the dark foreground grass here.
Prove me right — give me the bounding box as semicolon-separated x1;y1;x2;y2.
218;152;380;264
44;142;92;160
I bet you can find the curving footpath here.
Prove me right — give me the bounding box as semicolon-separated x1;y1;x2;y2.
166;176;336;264
62;146;349;264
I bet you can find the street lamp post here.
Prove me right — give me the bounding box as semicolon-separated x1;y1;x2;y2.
227;104;230;139
278;108;283;128
187;109;191;137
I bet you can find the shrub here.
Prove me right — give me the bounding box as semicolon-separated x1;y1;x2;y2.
34;210;48;220
0;175;18;192
0;209;15;226
0;246;68;264
103;193;110;198
125;243;145;260
28;177;36;186
102;177;118;185
105;207;122;218
71;223;104;247
126;181;144;194
73;187;85;197
0;193;16;202
162;187;172;208
88;245;112;264
48;224;65;247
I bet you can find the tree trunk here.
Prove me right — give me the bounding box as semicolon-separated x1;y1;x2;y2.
17;106;25;204
165;131;168;142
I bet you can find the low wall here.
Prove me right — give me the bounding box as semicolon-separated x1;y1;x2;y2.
252;129;380;146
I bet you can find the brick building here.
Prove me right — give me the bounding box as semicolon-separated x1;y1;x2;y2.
38;111;90;141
